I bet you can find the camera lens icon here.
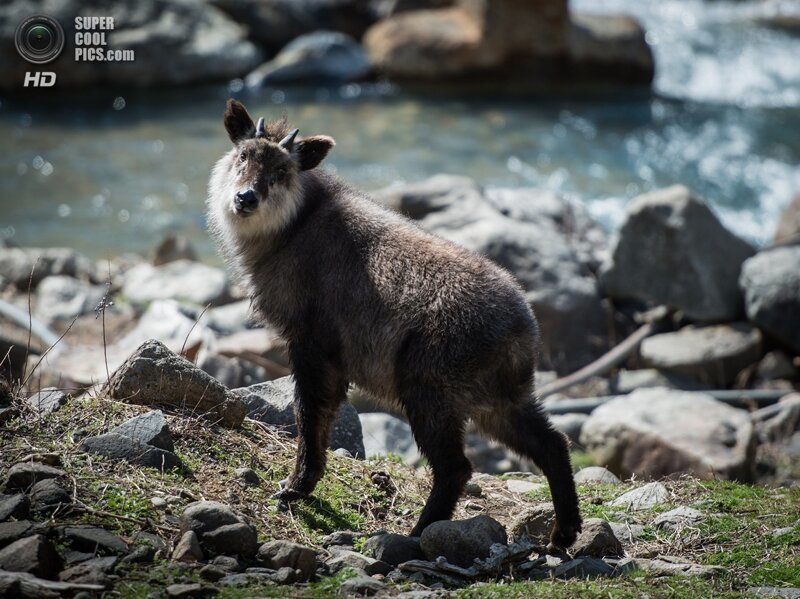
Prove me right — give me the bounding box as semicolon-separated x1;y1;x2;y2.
15;15;65;64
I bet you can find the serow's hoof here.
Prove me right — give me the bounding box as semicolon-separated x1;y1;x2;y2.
273;487;308;511
548;522;581;552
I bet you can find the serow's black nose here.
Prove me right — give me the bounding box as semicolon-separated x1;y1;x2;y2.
234;190;258;214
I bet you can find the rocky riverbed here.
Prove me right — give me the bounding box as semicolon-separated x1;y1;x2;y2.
0;0;654;94
1;175;799;596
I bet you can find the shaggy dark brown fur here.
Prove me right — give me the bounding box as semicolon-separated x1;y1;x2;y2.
207;100;581;547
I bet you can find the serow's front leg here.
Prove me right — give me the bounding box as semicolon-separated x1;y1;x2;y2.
274;355;346;509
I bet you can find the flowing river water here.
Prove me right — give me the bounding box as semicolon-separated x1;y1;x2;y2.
1;0;799;259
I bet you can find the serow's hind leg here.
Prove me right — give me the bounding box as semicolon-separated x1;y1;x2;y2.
477;402;581;550
403;386;473;537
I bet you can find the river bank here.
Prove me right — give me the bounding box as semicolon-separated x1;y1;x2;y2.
1;175;799;596
2;174;799;478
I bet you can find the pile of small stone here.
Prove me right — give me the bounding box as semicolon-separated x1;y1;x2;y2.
0;449;738;598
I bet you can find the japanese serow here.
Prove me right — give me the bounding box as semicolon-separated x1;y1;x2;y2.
207;100;581;548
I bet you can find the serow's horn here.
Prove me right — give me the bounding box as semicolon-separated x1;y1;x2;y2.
279;128;299;151
255;117;266;138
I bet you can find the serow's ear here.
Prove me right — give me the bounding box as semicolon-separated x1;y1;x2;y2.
224;99;255;144
295;135;335;171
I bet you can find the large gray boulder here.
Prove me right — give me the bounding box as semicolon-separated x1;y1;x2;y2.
362;533;424;566
580;388;756;481
573;466;620;485
32;299;217;388
198;353;268;390
0;0;262;92
3;463;65;493
608;482;669;511
0;247;95;288
600;186;755;322
121;261;230;307
233;376;365;458
571;518;624;558
379;175;610;374
81;433;183;471
326;548;392;576
246;31;371;87
111;410;174;452
740;246;800;354
608;368;710;394
152;233;197;266
389;0;454;15
210;0;380;52
508;503;554;544
639;323;763;387
0;521;34;550
549;413;588;445
635;556;724;578
653;506;704;532
35;276;106;323
104;340;245;428
419;515;507;567
485;185;613;269
774;194;800;244
359;412;420;464
60;525;129;555
119;300;217;352
567;13;653;86
29;479;70;515
553;556;616;579
0;535;62;580
25;388;68;416
0;494;29;522
364;0;569;80
363;0;652;89
206;300;255;335
340;573;385;596
172;531;203;563
257;540;317;581
180;501;258;558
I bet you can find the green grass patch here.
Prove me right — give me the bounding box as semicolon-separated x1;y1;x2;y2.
694;481;800;587
455;577;745;599
306;568;359;597
292;462;384;540
94;482;152;521
570;450;596;471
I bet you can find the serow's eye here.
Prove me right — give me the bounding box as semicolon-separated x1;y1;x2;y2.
269;168;287;186
239;151;247;163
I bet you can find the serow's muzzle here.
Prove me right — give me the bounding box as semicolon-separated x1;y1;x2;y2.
234;189;258;215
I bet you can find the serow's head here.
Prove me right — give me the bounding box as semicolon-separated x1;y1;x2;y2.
222;99;334;219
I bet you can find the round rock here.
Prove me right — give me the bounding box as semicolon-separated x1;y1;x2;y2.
740;246;800;354
574;467;621;485
420;515;507;568
256;540;317;581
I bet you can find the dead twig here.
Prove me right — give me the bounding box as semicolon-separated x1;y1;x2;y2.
72;502;176;533
95;260;115;384
538;306;671;400
180;304;210;360
20;316;77;391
